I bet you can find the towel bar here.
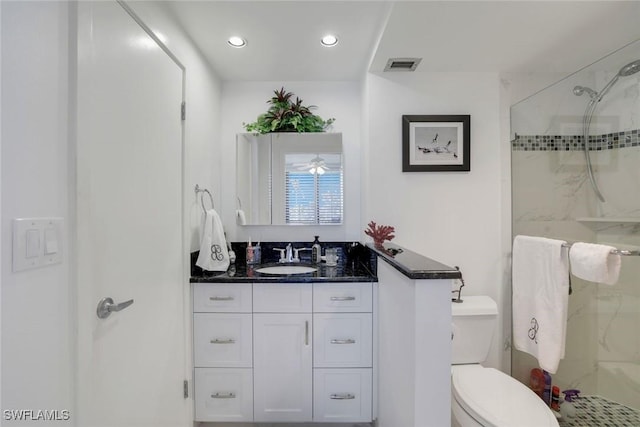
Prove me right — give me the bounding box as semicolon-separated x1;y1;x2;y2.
561;243;639;256
194;184;214;213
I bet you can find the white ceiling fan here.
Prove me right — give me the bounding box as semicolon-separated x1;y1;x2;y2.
291;155;330;175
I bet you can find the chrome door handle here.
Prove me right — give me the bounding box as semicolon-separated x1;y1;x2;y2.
331;339;356;344
330;296;355;301
96;297;134;319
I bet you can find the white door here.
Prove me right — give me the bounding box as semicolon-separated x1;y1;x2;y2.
253;313;313;422
75;2;187;426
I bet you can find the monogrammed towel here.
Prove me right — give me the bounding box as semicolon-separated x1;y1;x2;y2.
513;235;569;374
196;209;230;272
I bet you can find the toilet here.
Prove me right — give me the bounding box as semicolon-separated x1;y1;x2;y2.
451;296;559;427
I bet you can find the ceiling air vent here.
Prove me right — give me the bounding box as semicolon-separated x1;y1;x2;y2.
384;58;422;72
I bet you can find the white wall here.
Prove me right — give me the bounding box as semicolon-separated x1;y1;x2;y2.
220;81;362;244
128;1;223;253
0;0;3;411
1;1;222;424
363;72;507;370
1;1;74;422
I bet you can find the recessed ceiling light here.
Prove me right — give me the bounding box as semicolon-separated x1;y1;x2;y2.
320;34;338;47
227;36;247;48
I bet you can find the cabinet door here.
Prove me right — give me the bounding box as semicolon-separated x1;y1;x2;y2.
314;313;373;367
193;313;252;368
194;368;253;422
253;313;313;422
313;368;373;422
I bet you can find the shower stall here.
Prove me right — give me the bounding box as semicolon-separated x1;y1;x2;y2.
511;38;640;424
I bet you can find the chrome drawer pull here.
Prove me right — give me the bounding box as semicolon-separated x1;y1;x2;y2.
330;296;356;301
211;392;236;399
330;393;355;400
331;339;356;344
210;338;236;344
210;296;234;301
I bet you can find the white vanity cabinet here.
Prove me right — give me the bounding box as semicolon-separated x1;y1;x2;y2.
192;281;375;424
253;283;313;422
312;283;374;422
193;283;254;422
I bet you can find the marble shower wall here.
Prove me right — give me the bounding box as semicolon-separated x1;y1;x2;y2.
511;148;600;396
511;43;640;406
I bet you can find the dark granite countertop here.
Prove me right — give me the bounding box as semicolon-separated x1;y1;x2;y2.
190;241;377;283
190;241;460;283
368;242;462;280
190;262;376;283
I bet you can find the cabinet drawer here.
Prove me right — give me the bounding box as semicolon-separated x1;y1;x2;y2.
253;283;312;313
194;368;253;422
193;283;252;313
313;313;372;367
313;368;373;422
313;282;372;312
194;313;252;368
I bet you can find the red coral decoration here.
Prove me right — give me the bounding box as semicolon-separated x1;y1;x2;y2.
364;221;395;248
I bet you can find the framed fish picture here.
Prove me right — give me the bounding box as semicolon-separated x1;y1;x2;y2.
402;115;470;172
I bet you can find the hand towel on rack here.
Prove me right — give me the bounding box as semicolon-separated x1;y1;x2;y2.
196;209;230;272
569;242;621;285
512;235;570;374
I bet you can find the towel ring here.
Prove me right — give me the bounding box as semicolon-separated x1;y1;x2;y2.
195;184;214;212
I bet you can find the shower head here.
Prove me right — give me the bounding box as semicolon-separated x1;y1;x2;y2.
618;59;640;77
573;85;598;98
597;59;640;100
573;59;640;101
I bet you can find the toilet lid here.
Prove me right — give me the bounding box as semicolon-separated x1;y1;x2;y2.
452;365;559;427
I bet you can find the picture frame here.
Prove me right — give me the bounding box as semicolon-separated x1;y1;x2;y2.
402;115;470;172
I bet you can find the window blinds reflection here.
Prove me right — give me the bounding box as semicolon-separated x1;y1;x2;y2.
285;154;343;224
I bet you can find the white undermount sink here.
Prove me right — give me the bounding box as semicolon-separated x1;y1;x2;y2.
255;265;317;275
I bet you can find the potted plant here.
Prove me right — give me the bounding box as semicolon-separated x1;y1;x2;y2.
244;87;334;134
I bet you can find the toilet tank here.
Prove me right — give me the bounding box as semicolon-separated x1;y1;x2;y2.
451;296;498;365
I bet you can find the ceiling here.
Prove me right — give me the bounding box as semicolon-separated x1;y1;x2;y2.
162;1;640;81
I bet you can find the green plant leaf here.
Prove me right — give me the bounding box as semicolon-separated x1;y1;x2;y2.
243;87;335;134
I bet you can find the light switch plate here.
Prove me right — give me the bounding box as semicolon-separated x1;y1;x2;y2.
42;220;63;266
26;229;41;258
13;218;64;272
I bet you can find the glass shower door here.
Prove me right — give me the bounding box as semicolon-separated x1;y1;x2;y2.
510;37;640;423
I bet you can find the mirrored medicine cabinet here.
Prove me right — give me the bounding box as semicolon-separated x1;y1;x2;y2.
236;132;343;226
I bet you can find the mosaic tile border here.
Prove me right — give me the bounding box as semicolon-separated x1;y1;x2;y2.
557;395;640;427
512;129;640;151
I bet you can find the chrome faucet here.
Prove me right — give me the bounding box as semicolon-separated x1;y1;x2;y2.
274;244;294;263
275;243;312;263
285;243;293;263
293;247;312;263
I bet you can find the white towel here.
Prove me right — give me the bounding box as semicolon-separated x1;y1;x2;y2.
236;209;247;225
512;235;570;374
569;242;621;285
196;209;230;272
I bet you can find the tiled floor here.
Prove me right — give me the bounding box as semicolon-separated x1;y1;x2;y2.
558;395;640;427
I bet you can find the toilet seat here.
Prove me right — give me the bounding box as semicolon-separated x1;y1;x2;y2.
451;365;559;427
